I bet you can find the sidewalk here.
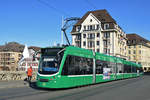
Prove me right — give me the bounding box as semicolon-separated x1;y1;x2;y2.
0;80;31;89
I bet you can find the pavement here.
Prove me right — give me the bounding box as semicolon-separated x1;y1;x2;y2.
0;80;36;89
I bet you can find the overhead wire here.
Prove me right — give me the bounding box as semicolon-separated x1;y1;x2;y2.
37;0;70;17
84;0;97;10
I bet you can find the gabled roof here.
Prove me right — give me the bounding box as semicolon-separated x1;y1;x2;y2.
75;9;116;26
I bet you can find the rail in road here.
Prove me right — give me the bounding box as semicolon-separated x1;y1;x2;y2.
0;75;150;100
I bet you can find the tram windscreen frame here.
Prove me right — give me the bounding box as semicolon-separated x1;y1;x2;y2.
38;48;64;75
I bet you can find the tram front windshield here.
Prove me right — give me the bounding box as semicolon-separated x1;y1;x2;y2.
38;48;64;75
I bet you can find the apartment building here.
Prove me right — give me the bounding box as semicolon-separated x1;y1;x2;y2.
0;51;22;71
0;42;24;71
127;34;150;72
71;9;127;59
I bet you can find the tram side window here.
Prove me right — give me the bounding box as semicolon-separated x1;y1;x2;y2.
96;60;116;74
128;65;132;73
96;60;104;74
83;58;93;74
124;65;132;73
62;55;93;75
110;62;116;73
117;63;124;73
61;56;71;75
132;66;137;73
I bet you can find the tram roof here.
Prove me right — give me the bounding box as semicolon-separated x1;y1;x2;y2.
54;46;141;68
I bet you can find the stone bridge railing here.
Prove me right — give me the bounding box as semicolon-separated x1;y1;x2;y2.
0;71;37;81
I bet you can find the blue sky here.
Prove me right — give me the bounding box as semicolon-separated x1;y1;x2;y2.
0;0;150;47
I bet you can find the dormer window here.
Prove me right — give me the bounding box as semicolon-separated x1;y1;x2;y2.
104;23;109;29
76;26;81;32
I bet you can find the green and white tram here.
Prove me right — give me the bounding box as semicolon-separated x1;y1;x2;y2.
36;46;143;89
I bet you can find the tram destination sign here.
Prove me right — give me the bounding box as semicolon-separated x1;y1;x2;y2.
41;48;64;56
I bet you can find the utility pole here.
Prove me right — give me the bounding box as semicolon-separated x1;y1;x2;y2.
93;50;96;83
61;16;64;45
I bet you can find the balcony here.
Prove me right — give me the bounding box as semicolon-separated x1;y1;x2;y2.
87;37;95;40
75;38;81;41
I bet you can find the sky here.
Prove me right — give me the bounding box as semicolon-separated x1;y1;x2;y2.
0;0;150;47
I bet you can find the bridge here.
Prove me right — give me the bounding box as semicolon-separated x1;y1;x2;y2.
0;75;149;100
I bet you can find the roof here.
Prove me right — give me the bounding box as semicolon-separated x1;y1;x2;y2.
71;9;117;33
75;9;116;26
0;42;41;52
0;42;24;52
126;33;150;45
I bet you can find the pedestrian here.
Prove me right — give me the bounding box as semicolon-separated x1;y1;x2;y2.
27;66;33;84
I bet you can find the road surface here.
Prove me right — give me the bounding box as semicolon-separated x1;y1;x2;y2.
0;75;150;100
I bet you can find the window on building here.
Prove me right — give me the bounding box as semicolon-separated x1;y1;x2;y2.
90;25;92;30
103;48;107;54
104;24;109;29
103;40;107;47
83;34;86;38
133;50;136;54
87;25;90;30
84;26;86;30
97;33;100;37
107;49;110;54
97;25;99;30
104;32;110;38
97;41;99;46
78;34;81;40
138;50;141;54
90;19;92;22
144;67;147;71
88;41;95;48
128;50;131;54
83;41;86;46
88;33;95;39
92;25;95;30
76;26;81;32
132;40;136;44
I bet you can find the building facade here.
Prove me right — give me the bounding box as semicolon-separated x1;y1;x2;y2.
71;9;127;59
0;51;22;71
0;42;41;71
127;34;150;72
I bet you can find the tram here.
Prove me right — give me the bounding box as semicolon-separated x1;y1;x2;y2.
36;46;143;89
